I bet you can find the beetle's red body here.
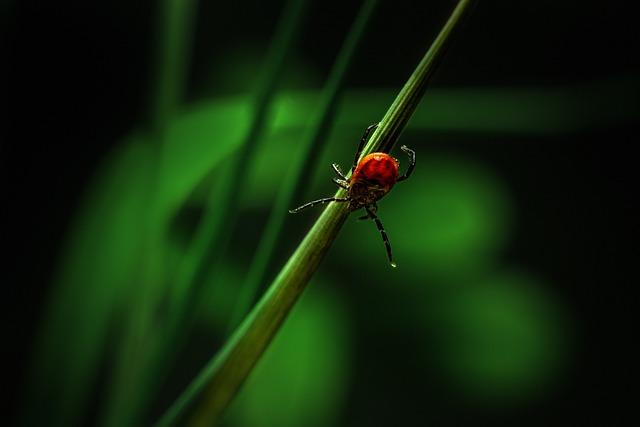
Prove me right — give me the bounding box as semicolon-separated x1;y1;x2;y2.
289;123;415;267
348;152;399;211
351;152;399;189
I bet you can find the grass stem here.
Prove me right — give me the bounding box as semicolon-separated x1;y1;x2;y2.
155;1;474;425
225;0;378;339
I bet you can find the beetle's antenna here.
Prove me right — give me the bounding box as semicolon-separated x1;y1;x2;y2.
365;206;396;267
289;197;350;213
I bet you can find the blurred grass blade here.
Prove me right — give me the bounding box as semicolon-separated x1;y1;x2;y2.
150;0;309;420
21;0;197;425
225;0;379;336
168;0;309;332
158;2;310;377
155;1;475;425
151;0;196;132
101;0;198;425
106;0;309;424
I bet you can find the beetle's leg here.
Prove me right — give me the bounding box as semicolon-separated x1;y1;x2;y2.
332;163;347;180
397;145;416;182
356;203;377;220
289;197;349;213
332;163;349;189
332;178;349;190
352;123;379;172
365;205;396;267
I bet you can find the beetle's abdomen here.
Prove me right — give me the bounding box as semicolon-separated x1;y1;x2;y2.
352;153;399;190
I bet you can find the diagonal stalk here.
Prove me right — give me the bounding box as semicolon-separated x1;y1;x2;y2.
155;1;475;425
225;0;378;338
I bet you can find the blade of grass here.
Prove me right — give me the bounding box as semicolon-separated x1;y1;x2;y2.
155;0;475;425
225;0;378;337
366;0;477;155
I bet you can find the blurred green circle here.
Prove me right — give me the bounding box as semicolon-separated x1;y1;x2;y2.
429;270;569;404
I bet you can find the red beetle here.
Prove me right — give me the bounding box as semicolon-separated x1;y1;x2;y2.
290;123;416;267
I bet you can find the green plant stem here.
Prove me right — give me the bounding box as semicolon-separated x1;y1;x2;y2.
155;0;474;425
225;0;378;337
365;0;476;156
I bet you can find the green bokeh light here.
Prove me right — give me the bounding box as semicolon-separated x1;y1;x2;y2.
427;270;569;403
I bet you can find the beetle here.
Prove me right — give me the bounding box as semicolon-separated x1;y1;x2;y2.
289;123;416;267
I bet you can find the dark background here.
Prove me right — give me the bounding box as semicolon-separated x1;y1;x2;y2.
4;0;638;425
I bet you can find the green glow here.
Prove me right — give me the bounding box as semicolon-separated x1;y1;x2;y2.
429;270;568;402
194;263;244;329
26;97;250;425
25;137;156;425
160;98;250;216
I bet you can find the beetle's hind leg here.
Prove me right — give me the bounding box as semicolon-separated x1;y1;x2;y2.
364;205;396;267
356;203;377;220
